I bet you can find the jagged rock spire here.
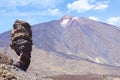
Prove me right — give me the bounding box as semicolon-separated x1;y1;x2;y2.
10;20;32;71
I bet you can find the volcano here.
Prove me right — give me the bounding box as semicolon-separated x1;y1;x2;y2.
0;15;120;76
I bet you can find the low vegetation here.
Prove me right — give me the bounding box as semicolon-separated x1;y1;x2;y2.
0;52;13;65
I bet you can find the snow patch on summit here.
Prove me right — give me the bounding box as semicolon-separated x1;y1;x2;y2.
61;19;70;28
72;17;79;20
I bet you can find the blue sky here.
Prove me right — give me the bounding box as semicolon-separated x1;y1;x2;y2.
0;0;120;33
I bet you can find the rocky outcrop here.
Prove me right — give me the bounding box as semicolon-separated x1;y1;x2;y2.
0;63;119;80
0;64;36;80
10;20;32;71
0;52;37;80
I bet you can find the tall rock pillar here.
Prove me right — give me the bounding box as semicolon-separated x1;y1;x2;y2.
10;20;32;71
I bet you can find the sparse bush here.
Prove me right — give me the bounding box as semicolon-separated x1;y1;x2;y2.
0;52;13;65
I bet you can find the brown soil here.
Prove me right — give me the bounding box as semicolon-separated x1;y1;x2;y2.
45;74;120;80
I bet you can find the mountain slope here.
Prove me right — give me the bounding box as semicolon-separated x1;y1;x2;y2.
32;15;120;67
0;15;120;74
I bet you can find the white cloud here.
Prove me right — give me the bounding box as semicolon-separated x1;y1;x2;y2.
0;0;32;10
94;1;108;10
90;0;96;2
67;0;95;12
107;17;120;25
88;16;99;21
0;0;64;18
1;8;61;17
47;9;61;15
0;0;63;17
26;19;36;24
31;0;64;9
0;0;64;9
94;4;108;10
67;0;109;13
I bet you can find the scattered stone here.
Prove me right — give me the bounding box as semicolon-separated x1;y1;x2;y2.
0;64;36;80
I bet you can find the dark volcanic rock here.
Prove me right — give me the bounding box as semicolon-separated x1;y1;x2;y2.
10;20;33;71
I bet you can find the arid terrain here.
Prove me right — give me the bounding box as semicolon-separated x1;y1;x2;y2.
0;15;120;80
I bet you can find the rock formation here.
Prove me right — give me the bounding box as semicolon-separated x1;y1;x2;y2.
10;20;32;71
0;64;36;80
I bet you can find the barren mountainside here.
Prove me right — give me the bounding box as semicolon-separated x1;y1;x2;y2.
0;15;120;78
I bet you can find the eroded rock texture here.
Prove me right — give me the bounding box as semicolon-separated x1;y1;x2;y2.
0;64;36;80
10;20;32;71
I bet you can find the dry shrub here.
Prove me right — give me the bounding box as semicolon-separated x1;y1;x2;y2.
0;52;13;65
